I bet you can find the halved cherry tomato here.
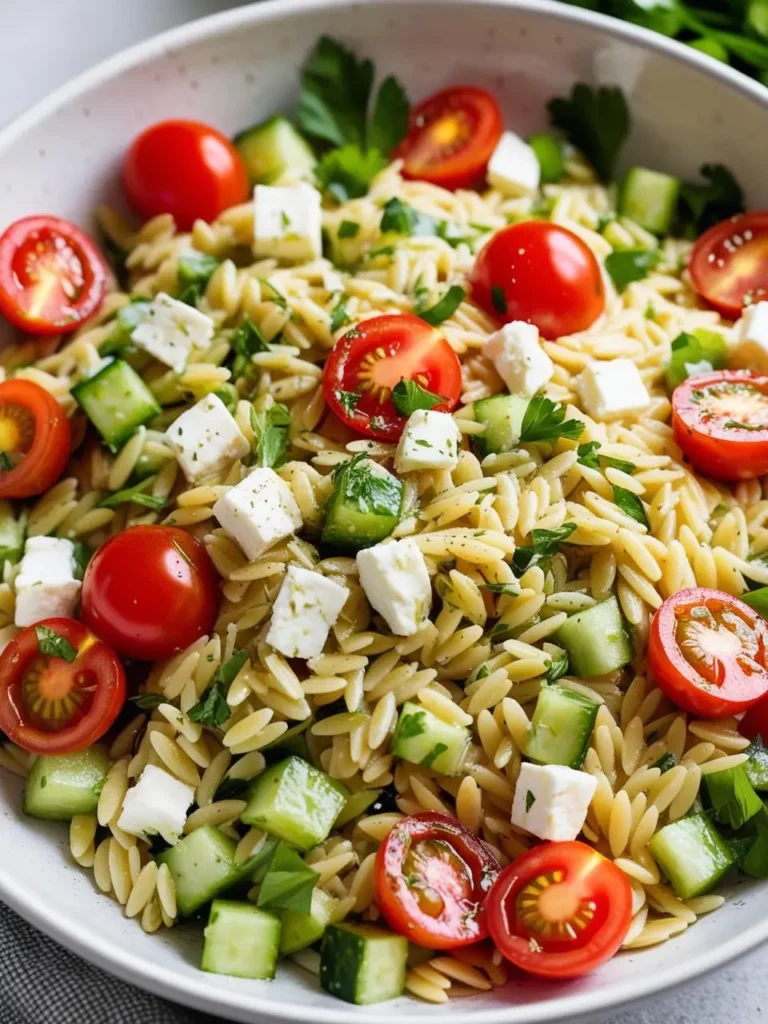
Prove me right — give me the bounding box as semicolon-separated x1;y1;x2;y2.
123;120;249;231
689;211;768;319
0;379;71;499
672;370;768;480
322;314;462;441
81;526;219;661
740;694;768;741
486;841;632;979
470;221;605;339
649;588;768;718
0;617;125;754
0;216;107;335
375;811;500;949
396;86;503;191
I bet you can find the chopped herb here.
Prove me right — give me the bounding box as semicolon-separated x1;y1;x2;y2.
436;221;478;248
338;219;360;239
316;145;388;202
475;664;490;680
520;396;584;444
576;440;635;475
230;317;269;381
612;486;650;529
481;581;521;597
705;763;763;830
71;541;92;582
732;805;768;879
280;210;291;230
665;329;727;390
367;244;395;260
513;522;578;573
380;197;437;237
129;693;167;710
257;841;319;914
188;650;248;728
652;753;678;775
35;625;77;663
420;742;449;768
250;402;292;468
336;389;362;416
99;480;167;510
604;249;660;291
330;297;351;332
418;285;465;326
391;379;444;417
0;452;14;471
258;279;288;310
368;74;410;154
176;252;220;307
525;791;536;812
397;709;427;740
544;650;569;684
679;163;744;236
490;286;508;316
330;453;402;518
548;83;630;182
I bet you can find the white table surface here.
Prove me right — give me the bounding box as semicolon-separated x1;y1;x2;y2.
0;1;766;1021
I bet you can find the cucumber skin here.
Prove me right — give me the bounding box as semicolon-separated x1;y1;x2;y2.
157;825;243;917
202;900;281;980
555;597;633;678
618;167;681;236
234;115;316;185
279;888;337;955
71;358;161;453
320;923;408;1005
473;395;529;456
525;685;599;769
23;747;111;821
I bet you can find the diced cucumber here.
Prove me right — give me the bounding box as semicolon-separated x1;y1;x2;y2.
100;300;152;356
648;813;735;899
555;597;633;678
0;501;26;566
202;900;281;980
473;395;530;456
22;746;110;821
234;115;317;185
704;763;763;829
322;456;402;550
279;887;338;954
618;167;681;235
241;757;348;852
527;133;565;184
156;824;242;917
320;923;408;1005
745;737;768;792
72;358;161;452
391;701;470;776
335;788;384;828
525;684;599;769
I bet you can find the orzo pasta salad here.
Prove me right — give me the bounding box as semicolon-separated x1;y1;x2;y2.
3;34;768;1005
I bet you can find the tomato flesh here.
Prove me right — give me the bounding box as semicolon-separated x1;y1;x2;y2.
81;525;219;661
672;370;768;480
396;86;503;191
486;841;632;979
375;811;500;949
689;211;768;318
0;617;125;754
322;314;462;441
0;379;71;499
470;221;605;339
123;120;249;231
649;587;768;718
0;216;107;335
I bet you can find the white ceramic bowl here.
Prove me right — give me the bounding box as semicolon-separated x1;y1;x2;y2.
1;1;768;1020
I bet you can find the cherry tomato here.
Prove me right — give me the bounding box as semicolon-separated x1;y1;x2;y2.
486;841;632;979
740;694;768;742
689;211;768;318
672;370;768;481
0;379;71;499
396;86;503;191
81;526;219;661
322;314;462;441
470;221;605;339
374;811;500;949
123;120;249;231
0;617;125;754
649;588;768;718
0;216;107;335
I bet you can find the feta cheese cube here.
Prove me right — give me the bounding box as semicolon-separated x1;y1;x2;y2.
483;321;553;398
117;764;194;846
253;183;322;263
576;359;651;421
511;762;597;842
487;131;541;198
394;410;462;474
266;565;348;660
732;301;768;372
131;292;214;374
213;467;302;560
356;538;432;637
165;393;249;484
14;537;81;628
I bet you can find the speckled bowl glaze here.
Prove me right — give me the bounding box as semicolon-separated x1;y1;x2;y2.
1;1;768;1020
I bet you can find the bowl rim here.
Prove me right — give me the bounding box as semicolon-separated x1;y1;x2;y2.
1;0;768;1021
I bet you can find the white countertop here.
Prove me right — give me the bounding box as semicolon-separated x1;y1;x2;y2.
0;1;765;1021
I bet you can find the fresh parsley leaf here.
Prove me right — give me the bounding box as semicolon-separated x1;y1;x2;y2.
391;379;444;416
330;298;351;333
576;441;634;475
332;453;402;518
705;763;763;830
258;279;288;310
315;144;388;202
612;485;649;528
397;708;426;740
525;790;536;812
679;163;745;235
548;83;630;182
129;693;167;710
513;522;578;573
250;402;292;468
99;480;167;510
336;389;361;416
71;541;92;582
481;581;522;597
475;664;490;680
380;197;437;237
604;248;660;291
665;328;727;390
188;650;248;728
0;452;14;471
368;75;410;154
544;649;569;684
520;396;584;444
338;219;360;239
217;649;249;687
35;625;77;663
418;285;465;326
420;742;449;768
490;286;508;315
231;317;269;381
297;36;373;148
177;252;220;307
652;752;678;775
258;842;320;914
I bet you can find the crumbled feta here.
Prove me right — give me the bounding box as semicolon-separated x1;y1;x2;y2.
213;467;302;560
575;359;651;421
511;762;597;842
394;410;462;474
165;393;249;484
487;131;541;198
322;268;344;293
732;301;768;372
117;764;194;846
131;292;214;374
266;565;348;660
356;538;432;637
253;183;322;263
483;321;554;398
14;537;81;628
